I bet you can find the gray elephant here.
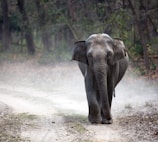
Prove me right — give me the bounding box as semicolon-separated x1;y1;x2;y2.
72;33;129;124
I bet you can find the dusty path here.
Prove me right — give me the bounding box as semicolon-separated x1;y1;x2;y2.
0;61;157;142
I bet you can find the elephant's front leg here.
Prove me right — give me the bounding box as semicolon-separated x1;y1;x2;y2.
101;76;115;124
85;74;102;124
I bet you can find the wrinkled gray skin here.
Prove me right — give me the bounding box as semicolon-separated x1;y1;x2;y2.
72;33;129;124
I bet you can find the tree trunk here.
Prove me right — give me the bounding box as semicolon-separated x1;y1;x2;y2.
1;0;11;51
67;0;77;21
128;0;150;70
41;30;52;52
17;0;35;54
35;0;52;52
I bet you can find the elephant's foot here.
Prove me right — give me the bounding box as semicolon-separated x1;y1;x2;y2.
88;105;102;124
102;118;113;124
88;115;102;124
101;109;113;124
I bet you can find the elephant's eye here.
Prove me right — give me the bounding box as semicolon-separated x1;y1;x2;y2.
87;53;93;58
107;51;112;59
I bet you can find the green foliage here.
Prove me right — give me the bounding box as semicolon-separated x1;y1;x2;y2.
129;41;143;58
10;15;21;32
0;0;157;65
150;62;157;70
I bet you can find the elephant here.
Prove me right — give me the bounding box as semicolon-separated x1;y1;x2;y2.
72;33;129;124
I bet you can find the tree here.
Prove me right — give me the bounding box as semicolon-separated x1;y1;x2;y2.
35;0;52;52
0;0;157;69
17;0;35;54
1;0;11;51
128;0;150;70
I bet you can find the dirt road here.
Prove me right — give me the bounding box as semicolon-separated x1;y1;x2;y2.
0;61;157;142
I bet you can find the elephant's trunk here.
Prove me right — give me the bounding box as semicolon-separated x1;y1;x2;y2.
93;64;112;122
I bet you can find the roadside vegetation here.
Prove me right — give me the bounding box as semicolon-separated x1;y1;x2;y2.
0;103;37;142
0;0;158;75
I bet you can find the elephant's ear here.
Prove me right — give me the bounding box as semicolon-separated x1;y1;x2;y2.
72;41;88;64
113;38;127;62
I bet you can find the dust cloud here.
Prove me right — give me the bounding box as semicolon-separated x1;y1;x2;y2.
0;61;157;117
0;61;158;142
113;67;158;116
0;61;87;116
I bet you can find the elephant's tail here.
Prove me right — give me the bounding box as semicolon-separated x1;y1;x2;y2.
113;89;116;97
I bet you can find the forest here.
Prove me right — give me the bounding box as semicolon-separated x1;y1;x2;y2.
0;0;158;74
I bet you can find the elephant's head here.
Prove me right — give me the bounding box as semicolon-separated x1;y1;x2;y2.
72;33;127;123
72;34;127;71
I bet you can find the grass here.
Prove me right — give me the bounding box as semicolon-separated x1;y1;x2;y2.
68;121;91;142
61;113;88;124
70;122;87;134
61;114;92;142
0;46;71;65
144;101;153;107
17;113;38;120
38;48;71;64
0;110;38;142
124;103;133;109
0;113;30;142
